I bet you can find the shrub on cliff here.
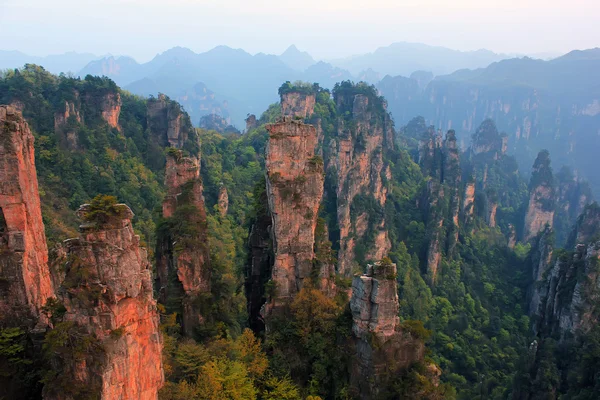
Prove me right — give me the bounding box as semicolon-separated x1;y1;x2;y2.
80;195;129;226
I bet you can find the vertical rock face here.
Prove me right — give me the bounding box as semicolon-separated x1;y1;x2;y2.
49;204;163;399
425;181;444;282
147;94;193;149
218;185;229;217
443;130;461;248
350;260;424;398
463;181;476;224
485;198;498;228
245;186;273;333
100;92;121;129
264;117;327;314
0;106;54;327
54;100;83;149
523;151;555;242
528;227;554;324
531;204;600;337
554;167;594;245
281;92;316;118
508;223;517;249
566;202;600;248
470;119;505;159
419;129;463;283
156;151;210;336
245;114;258;131
333;92;394;277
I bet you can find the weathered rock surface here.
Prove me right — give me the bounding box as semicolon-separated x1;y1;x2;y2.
528;226;554;325
156;150;210;336
333;93;393;277
463;181;476;224
245;186;273;333
281;92;315;119
100;92;121;129
0;105;54;327
245;114;258;131
218;185;229;217
147;94;194;149
54;100;82;149
48;204;163;400
523;151;555;242
264;117;328;314
419;129;463;283
350;260;424;398
531;204;600;338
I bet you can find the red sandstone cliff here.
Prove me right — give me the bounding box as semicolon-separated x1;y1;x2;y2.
281;92;316;119
46;204;163;400
147;94;193;149
0;105;54;328
333;93;393;277
350;260;425;398
156;150;210;336
264;117;332;315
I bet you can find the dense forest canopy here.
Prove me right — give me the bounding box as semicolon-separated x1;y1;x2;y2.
0;66;599;400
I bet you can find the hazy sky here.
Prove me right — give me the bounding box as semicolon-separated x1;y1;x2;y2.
1;0;598;61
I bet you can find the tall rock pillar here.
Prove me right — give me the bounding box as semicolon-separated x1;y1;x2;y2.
0;105;54;327
45;203;163;399
264;117;330;317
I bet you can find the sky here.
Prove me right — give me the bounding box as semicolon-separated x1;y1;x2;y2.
0;0;598;62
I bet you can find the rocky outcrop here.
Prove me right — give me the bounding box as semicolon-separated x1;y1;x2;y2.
245;114;258;131
156;150;210;336
147;94;194;149
198;113;239;134
528;226;554;326
54;100;82;149
100;92;121;129
218;185;229;217
554;167;593;245
424;181;444;283
443;130;461;247
350;260;424;399
46;204;163;399
508;223;517;249
245;186;273;333
333;91;394;277
566;202;600;248
485;196;498;228
0;106;54;328
523;151;555;242
531;203;600;338
419;129;463;283
264;117;330;315
281;91;315;119
463;181;476;224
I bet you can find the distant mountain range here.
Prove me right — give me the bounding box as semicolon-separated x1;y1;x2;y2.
378;48;600;195
0;43;585;129
328;42;512;76
1;42;523;127
0;50;100;74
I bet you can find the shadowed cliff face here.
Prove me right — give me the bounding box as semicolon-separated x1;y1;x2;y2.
350;260;425;398
156;151;210;337
264;117;329;315
46;204;163;400
530;204;600;338
418;129;462;283
524;151;555;242
332;91;394;277
0;105;54;328
147;93;194;149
